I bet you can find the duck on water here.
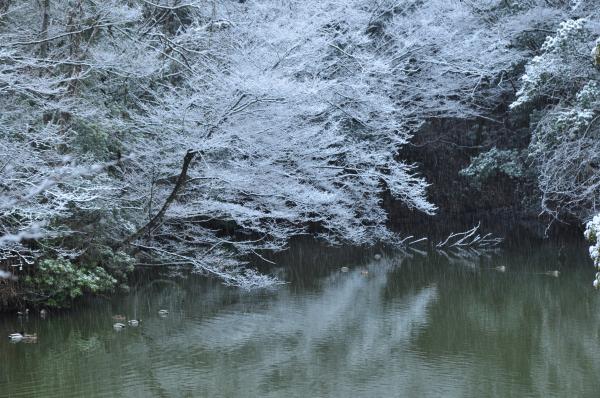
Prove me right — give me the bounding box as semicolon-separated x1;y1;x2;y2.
8;332;37;343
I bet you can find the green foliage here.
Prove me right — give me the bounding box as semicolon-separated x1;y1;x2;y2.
460;148;523;187
575;80;600;109
81;246;135;292
529;80;599;172
72;120;120;160
24;259;117;307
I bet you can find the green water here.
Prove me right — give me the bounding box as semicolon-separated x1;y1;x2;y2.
1;242;599;398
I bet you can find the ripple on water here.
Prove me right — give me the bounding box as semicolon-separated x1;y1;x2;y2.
1;243;599;397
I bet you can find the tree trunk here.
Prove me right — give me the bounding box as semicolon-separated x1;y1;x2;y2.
39;0;50;58
120;149;198;247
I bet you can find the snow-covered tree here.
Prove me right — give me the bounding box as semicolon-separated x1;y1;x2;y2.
1;0;437;288
120;0;440;286
585;214;600;289
3;0;598;291
511;16;600;221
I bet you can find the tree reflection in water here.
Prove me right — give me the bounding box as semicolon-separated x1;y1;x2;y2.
0;243;599;398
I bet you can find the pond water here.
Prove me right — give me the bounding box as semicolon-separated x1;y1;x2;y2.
1;241;599;397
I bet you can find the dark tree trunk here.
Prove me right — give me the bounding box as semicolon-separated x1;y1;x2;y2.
120;149;198;247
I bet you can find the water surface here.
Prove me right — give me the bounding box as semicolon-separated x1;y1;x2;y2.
1;242;598;397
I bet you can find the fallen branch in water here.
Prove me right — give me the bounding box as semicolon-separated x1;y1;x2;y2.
436;222;502;249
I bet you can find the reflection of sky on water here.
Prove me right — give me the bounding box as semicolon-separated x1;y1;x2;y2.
134;260;439;397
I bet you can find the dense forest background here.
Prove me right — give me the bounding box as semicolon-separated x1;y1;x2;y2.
1;0;599;307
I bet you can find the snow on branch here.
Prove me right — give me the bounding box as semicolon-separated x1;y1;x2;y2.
4;0;554;288
436;222;503;250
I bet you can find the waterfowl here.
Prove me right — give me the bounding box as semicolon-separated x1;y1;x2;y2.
158;309;169;316
112;314;126;321
22;333;37;343
40;309;48;318
545;270;560;277
340;267;349;273
127;319;141;327
495;266;506;272
8;333;24;342
361;270;369;276
17;309;29;317
113;323;126;330
374;254;382;261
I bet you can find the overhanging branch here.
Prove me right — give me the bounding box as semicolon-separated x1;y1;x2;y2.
120;149;197;247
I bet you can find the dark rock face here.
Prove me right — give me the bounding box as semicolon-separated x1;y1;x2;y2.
386;116;581;242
